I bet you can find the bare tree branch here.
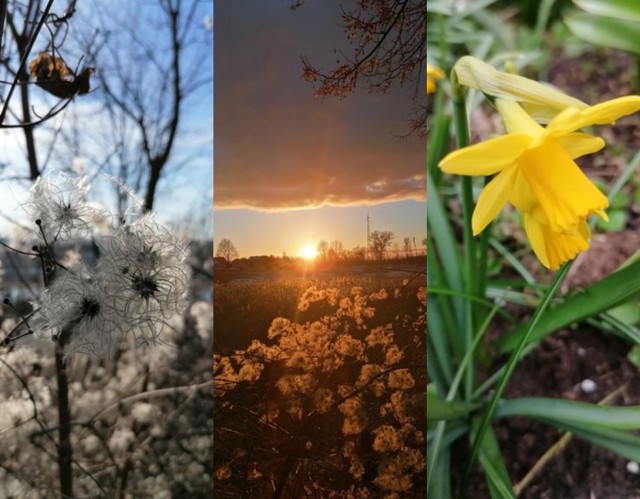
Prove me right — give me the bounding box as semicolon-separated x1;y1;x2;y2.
298;0;425;135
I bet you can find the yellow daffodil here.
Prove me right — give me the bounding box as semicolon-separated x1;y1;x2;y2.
439;95;640;269
440;97;631;233
427;64;445;94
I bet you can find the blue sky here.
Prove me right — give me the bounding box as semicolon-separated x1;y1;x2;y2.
0;0;213;240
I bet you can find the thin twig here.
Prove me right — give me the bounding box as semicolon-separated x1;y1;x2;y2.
0;0;56;126
88;379;212;422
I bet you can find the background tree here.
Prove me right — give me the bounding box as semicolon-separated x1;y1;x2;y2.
216;238;239;262
328;239;343;261
349;245;367;261
296;0;426;135
403;236;413;257
67;0;212;215
370;230;394;260
317;240;329;260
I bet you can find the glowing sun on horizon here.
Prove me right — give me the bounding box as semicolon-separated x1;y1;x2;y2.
297;243;318;261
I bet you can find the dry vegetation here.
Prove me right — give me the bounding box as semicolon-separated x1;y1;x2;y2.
214;275;426;498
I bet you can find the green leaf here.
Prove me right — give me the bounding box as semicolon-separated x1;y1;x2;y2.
427;169;465;326
496;397;640;430
611;190;630;210
474;421;514;499
608;301;640;326
497;396;640;461
427;388;477;421
497;259;640;352
628;344;640;369
427;106;450;187
566;13;640;55
543;419;640;462
574;0;640;22
427;444;452;499
481;453;515;499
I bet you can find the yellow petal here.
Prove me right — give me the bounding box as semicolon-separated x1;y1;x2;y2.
439;134;531;176
427;64;444;94
546;96;640;137
554;133;605;159
427;64;445;80
523;213;550;268
472;166;518;235
517;140;608;232
509;170;537;214
577;218;591;242
495;99;544;137
595;209;609;222
524;214;590;270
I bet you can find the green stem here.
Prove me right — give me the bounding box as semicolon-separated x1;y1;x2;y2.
458;262;571;498
452;76;476;400
475;176;493;330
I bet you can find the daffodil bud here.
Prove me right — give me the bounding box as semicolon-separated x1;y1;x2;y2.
452;56;588;122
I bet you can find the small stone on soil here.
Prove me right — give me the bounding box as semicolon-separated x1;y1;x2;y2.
580;379;597;394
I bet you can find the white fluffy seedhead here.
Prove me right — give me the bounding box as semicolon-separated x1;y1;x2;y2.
30;264;123;357
17;174;191;358
25;174;111;244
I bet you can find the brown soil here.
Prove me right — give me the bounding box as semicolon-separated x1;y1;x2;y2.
497;330;640;498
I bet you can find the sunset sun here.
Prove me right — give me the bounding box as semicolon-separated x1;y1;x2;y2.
297;243;318;260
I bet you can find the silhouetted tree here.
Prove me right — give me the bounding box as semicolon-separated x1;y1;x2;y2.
216;238;238;262
370;230;394;260
296;0;426;135
328;239;343;260
403;237;412;257
349;245;367;261
317;240;329;260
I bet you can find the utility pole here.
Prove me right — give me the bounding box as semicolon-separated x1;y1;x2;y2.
366;213;371;260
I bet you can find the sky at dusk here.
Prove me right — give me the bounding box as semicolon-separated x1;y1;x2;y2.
214;1;425;258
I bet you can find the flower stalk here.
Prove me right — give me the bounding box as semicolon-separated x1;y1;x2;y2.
451;73;477;400
459;262;571;497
